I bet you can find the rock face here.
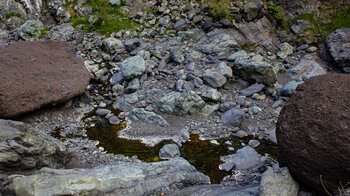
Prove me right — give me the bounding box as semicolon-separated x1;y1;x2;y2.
0;119;66;173
326;28;350;71
0;40;91;118
9;158;210;196
259;167;299;196
276;74;350;195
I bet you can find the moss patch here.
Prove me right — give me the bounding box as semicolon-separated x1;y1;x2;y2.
5;12;22;20
68;0;139;35
202;0;232;20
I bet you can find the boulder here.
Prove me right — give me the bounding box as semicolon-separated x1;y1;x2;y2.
127;108;170;127
326;28;350;70
220;146;260;170
199;85;222;102
239;83;265;97
221;109;245;127
9;158;210;196
159;144;180;159
48;23;75;41
202;71;227;88
0;40;90;118
0;119;66;173
259;167;299;196
276;42;294;59
244;0;263;21
277;74;350;195
101;37;126;54
233;56;277;85
285;55;326;81
17;20;43;40
124;38;140;52
119;55;146;80
215;62;232;78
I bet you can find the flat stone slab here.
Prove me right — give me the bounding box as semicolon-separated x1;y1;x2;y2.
0;40;91;118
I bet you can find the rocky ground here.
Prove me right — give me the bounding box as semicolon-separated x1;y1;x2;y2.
0;0;349;195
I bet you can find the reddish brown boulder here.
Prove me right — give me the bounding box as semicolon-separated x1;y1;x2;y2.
277;74;350;195
0;40;90;118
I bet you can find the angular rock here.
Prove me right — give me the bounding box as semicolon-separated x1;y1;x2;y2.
277;74;350;195
259;167;299;196
125;78;140;94
101;37;126;54
119;55;146;80
124;38;140;52
170;47;185;64
203;71;227;88
285;55;326;81
326;28;350;69
0;40;90;118
49;23;75;41
128;108;169;127
113;92;139;111
291;20;310;34
110;72;124;85
109;0;121;6
157;91;205;116
221;109;245;127
215;62;232;78
10;158;210;196
174;19;186;30
280;81;300;97
244;0;263;21
167;184;259;196
196;31;239;56
18;20;43;40
233;56;277;85
159;144;180;159
239;83;265;97
0;119;66;173
227;50;248;62
231;146;260;170
199;104;219;117
276;42;294;59
199;85;221;102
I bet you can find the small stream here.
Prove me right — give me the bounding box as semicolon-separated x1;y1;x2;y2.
85;120;277;184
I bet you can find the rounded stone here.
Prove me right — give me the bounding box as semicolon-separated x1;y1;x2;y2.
276;73;350;195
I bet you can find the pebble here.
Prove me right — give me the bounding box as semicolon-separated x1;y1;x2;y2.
248;140;260;148
109;116;120;125
235;130;248;138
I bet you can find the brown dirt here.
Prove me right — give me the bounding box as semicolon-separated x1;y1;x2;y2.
0;40;91;118
276;73;350;195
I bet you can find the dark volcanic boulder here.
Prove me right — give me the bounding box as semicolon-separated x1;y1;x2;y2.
326;28;350;71
276;74;350;195
0;40;91;118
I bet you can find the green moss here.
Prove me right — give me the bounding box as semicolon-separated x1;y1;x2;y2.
267;3;288;27
292;6;350;42
202;0;232;20
39;28;50;39
67;0;138;35
5;12;22;19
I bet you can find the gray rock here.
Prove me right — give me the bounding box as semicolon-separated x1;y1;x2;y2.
158;15;171;27
179;128;190;143
170;47;185;64
109;115;120;125
18;20;43;40
124;38;140;52
196;31;238;56
285;55;326;81
291;20;310;34
183;81;195;91
239;83;265;96
233;56;277;85
167;184;259;196
125;78;140;94
280;81;300;97
235;130;248;138
49;23;75;41
128;108;169;127
259;167;299;196
221;109;245;127
227;50;248;62
194;77;203;88
113;92;139;111
157;91;205;116
101;37;126;54
326;28;350;69
216;62;233;78
174;19;186;30
219;162;235;172
219;101;237;112
199;104;219;117
276;43;294;59
119;55;146;80
109;0;121;6
203;71;227;88
248;140;260;148
232;146;260;170
110;72;124;85
6;16;22;30
200;85;222;102
0;119;66;173
176;80;186;91
96;109;111;116
248;106;262;115
10;158;210;196
159;144;180;159
244;0;263;21
268;129;277;144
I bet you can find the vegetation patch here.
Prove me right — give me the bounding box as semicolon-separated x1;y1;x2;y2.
68;0;138;35
201;0;232;20
5;12;22;20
